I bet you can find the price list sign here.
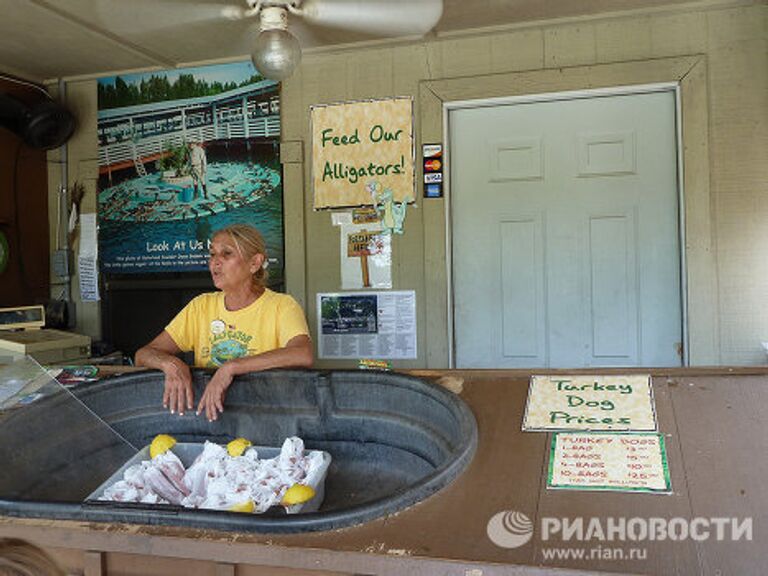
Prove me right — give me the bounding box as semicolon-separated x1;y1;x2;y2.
523;374;657;432
547;432;671;493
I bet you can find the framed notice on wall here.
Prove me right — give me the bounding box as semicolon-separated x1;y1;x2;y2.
317;291;416;359
311;97;414;209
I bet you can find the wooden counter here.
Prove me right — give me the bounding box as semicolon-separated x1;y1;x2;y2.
1;368;766;575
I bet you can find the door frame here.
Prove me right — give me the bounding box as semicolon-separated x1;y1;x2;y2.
418;56;716;368
443;84;687;368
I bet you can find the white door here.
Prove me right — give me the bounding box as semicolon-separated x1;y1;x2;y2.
450;90;682;368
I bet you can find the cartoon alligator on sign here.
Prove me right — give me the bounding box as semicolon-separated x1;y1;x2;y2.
366;180;411;235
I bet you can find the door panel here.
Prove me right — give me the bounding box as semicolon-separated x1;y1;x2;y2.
450;90;681;368
588;212;637;359
500;217;544;360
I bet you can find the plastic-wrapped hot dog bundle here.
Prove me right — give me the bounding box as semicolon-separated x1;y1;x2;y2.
101;461;164;504
182;441;226;508
144;465;186;505
154;451;188;496
99;436;327;514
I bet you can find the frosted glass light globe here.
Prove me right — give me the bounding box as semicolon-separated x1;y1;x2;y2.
251;29;301;81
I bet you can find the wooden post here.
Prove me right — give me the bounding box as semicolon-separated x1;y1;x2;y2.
84;550;105;576
359;251;370;287
348;228;381;288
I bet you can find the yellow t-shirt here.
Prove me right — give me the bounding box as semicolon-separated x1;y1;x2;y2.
165;289;310;368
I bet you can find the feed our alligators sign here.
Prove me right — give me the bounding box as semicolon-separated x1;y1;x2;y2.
523;374;657;431
311;97;414;209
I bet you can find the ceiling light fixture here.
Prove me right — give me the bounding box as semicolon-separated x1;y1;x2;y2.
249;3;301;81
233;0;443;82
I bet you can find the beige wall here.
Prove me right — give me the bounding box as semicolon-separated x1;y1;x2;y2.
291;2;766;368
48;80;102;340
54;2;767;367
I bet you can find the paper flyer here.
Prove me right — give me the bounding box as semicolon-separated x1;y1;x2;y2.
317;291;416;359
547;432;672;493
340;222;391;290
78;213;100;302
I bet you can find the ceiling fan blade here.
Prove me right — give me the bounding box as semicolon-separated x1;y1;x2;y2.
91;0;249;36
297;0;443;37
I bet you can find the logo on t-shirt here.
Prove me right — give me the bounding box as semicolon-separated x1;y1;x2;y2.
208;327;254;367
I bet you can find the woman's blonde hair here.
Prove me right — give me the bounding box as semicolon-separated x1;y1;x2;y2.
213;224;269;286
0;538;65;576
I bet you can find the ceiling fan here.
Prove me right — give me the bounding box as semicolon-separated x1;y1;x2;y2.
218;0;444;80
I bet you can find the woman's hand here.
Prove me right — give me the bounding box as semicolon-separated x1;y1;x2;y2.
162;359;193;415
197;363;235;422
193;336;312;421
135;330;193;415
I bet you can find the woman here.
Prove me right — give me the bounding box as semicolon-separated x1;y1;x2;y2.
135;224;313;421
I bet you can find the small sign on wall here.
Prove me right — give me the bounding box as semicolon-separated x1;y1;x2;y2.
422;143;443;198
311;97;414;209
344;227;391;289
333;208;392;290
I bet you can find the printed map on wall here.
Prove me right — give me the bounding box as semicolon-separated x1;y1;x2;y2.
97;62;283;281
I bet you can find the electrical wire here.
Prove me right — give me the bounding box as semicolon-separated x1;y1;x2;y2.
55;184;62;251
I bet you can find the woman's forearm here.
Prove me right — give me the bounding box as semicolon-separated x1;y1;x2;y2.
197;338;313;420
135;345;186;374
222;340;313;377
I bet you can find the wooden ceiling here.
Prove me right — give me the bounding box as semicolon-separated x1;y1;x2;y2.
1;0;697;82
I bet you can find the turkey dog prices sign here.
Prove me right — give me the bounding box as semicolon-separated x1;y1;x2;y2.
523;374;658;432
311;97;414;209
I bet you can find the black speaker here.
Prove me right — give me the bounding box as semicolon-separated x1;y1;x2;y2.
0;92;76;150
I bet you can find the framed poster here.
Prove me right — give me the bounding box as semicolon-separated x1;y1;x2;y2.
96;62;284;283
311;97;414;209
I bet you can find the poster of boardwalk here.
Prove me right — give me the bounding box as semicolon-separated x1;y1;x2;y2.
97;62;283;283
